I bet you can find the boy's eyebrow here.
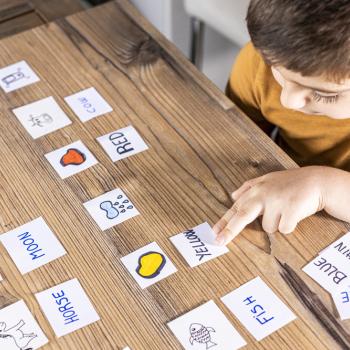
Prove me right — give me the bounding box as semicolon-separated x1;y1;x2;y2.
290;77;350;93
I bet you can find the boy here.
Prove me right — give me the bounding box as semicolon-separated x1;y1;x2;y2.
213;0;350;245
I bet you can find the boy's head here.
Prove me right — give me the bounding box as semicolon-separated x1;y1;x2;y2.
247;0;350;119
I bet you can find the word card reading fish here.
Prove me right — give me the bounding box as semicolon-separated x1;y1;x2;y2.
170;222;229;267
168;300;246;350
121;242;177;289
303;246;350;293
221;276;296;341
0;217;66;274
332;286;350;320
84;188;139;231
45;140;98;179
0;300;48;350
35;278;99;337
13;96;71;139
97;125;148;162
64;87;113;122
0;60;40;93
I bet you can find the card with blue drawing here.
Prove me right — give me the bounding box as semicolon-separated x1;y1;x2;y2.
64;87;113;122
0;217;66;274
121;242;177;289
0;60;40;93
83;188;139;230
35;278;100;337
221;276;296;341
45;140;98;179
12;96;71;139
170;222;229;268
168;300;246;350
97;125;148;162
0;300;48;349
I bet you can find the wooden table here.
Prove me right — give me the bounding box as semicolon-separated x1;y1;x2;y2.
0;1;349;349
0;0;86;39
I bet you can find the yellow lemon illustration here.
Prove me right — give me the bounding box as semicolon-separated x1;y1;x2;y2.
136;251;166;279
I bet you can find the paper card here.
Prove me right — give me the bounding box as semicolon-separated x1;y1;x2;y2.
121;242;177;289
35;278;100;337
332;286;350;320
168;300;246;350
0;217;66;274
12;96;72;139
83;188;139;231
96;125;148;162
0;60;40;93
221;276;296;341
303;248;350;293
170;222;229;268
64;87;113;122
45;140;98;179
0;300;48;349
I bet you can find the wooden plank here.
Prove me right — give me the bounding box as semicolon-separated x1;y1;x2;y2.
0;11;43;39
0;0;33;23
0;1;348;349
30;0;86;22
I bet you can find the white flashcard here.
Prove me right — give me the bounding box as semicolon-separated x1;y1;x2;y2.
303;248;350;293
45;140;98;179
0;60;40;93
332;286;350;320
221;277;296;341
97;125;148;162
121;242;177;289
168;300;246;350
64;87;113;122
13;96;72;139
170;222;229;268
35;278;100;337
83;188;139;231
0;300;48;349
0;217;66;274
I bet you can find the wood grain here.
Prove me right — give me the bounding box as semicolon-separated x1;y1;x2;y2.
0;0;349;349
0;0;85;39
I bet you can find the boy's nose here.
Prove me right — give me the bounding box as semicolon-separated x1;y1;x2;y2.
280;82;308;110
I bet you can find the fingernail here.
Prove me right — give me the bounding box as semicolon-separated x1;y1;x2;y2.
215;235;226;246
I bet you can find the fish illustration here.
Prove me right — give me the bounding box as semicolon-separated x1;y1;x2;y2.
0;320;37;349
189;323;217;349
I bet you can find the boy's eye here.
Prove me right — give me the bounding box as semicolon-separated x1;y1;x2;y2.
311;91;339;104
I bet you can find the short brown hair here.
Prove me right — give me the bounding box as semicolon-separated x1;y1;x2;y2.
246;0;350;83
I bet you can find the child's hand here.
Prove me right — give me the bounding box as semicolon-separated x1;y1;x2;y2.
213;166;328;245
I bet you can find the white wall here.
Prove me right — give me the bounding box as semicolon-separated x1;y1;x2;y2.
130;0;243;91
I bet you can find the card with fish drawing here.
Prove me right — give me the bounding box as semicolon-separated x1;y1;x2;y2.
0;60;40;93
121;242;177;289
168;300;246;350
83;188;140;231
170;222;229;268
0;300;48;350
12;96;71;139
45;140;98;179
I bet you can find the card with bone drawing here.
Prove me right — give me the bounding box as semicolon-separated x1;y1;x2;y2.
83;188;140;230
0;300;48;350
